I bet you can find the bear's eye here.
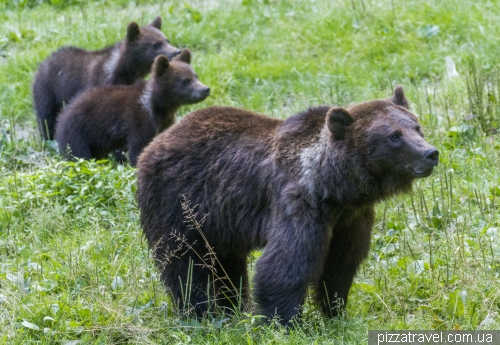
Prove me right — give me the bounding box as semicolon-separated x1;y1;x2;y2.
183;78;191;86
153;42;163;49
390;133;401;141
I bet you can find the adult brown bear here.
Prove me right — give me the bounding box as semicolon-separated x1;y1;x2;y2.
33;17;180;140
136;86;438;325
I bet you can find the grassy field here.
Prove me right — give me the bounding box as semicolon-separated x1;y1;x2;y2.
0;0;499;343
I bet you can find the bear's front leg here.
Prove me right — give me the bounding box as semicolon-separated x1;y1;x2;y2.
253;215;331;325
128;132;154;166
314;205;375;317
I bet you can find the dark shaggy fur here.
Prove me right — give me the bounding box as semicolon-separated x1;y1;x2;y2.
33;17;181;140
136;86;439;325
55;49;209;166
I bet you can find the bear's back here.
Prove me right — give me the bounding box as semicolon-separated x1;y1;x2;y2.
139;106;281;172
163;106;281;151
36;46;113;102
40;46;110;74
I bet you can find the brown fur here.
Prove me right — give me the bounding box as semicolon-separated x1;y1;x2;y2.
55;49;209;166
136;86;439;324
33;17;181;140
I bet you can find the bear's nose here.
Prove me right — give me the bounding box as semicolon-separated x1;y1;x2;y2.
203;87;210;96
424;148;439;165
173;49;181;57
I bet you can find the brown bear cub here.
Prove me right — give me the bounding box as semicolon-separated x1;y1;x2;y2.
33;17;181;140
136;86;439;324
55;49;209;166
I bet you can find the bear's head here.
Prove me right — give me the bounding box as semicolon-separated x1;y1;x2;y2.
124;17;181;65
327;86;439;195
152;49;211;105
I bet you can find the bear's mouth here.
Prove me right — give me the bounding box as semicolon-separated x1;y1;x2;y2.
409;167;434;178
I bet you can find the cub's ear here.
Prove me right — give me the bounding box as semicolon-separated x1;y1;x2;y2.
126;22;141;42
391;85;409;109
173;48;191;64
153;55;170;77
150;16;162;30
326;107;355;140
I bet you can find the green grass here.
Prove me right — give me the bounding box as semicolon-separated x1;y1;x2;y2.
1;0;499;343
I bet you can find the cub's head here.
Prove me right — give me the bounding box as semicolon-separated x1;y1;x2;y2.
124;17;181;65
326;86;438;195
152;49;210;105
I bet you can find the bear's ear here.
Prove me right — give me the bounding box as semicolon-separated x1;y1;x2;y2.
153;55;170;77
126;22;141;42
173;48;191;64
391;85;409;109
326;107;355;140
150;16;162;30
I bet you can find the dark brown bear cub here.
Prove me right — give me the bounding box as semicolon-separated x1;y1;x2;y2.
55;49;209;166
136;86;439;324
33;17;180;140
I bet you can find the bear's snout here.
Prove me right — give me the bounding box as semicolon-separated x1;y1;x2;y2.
202;86;211;97
409;146;439;177
193;84;210;102
170;48;182;58
424;148;439;166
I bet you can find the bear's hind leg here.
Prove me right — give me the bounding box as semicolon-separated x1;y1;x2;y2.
162;252;223;320
212;254;250;315
34;91;60;140
59;133;92;161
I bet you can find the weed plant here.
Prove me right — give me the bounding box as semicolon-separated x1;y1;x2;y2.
0;0;499;344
